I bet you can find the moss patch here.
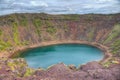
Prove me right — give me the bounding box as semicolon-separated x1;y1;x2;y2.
111;40;120;56
24;68;34;77
0;40;12;51
46;21;56;34
104;24;120;44
12;22;20;45
0;29;2;36
33;19;42;36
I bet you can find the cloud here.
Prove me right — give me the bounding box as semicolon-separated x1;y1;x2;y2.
0;0;120;15
30;1;48;7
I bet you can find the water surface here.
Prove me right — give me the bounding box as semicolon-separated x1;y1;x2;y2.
19;44;104;68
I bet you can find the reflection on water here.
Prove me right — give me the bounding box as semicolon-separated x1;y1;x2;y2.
0;0;120;15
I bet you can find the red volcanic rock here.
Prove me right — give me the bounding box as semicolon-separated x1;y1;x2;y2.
33;63;120;80
0;59;120;80
34;69;47;78
79;61;103;71
68;64;77;71
35;63;74;80
46;63;72;75
109;64;120;80
88;69;116;80
71;71;92;80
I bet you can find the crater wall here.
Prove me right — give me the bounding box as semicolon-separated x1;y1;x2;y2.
0;13;120;57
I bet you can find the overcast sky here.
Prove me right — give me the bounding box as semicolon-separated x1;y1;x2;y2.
0;0;120;15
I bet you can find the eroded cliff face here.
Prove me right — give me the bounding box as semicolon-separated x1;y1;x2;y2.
0;13;120;57
0;13;120;80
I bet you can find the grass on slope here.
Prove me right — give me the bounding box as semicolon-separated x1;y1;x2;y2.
104;24;120;44
111;40;120;56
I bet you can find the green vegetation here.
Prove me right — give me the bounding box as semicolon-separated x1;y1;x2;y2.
24;68;34;77
86;15;94;21
7;61;17;71
88;27;95;41
7;59;32;77
63;24;68;32
20;17;28;26
33;19;42;27
7;15;17;26
111;40;120;55
0;40;12;51
33;19;42;36
102;61;112;68
21;41;30;46
46;21;56;34
104;24;120;44
102;58;119;67
0;29;12;51
47;27;56;34
0;29;2;36
0;13;120;60
63;15;79;20
12;22;20;45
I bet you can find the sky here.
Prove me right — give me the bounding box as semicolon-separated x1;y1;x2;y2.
0;0;120;15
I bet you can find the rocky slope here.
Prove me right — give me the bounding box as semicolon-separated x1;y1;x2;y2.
0;13;120;57
0;58;119;80
0;13;120;80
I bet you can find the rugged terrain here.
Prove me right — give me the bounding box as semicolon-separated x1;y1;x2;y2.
0;13;120;57
0;58;120;80
0;13;120;80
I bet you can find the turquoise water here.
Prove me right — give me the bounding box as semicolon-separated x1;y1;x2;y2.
19;44;104;68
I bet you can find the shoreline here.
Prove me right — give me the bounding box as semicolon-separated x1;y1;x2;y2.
0;40;112;63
